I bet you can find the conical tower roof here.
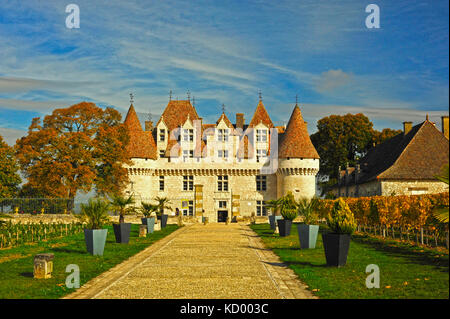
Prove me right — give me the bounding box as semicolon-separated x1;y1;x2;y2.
124;104;157;159
248;100;274;128
124;104;143;131
278;105;319;159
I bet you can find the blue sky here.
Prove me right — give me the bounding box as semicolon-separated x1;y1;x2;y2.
0;0;448;145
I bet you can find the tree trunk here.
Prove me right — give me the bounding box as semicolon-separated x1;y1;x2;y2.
420;227;424;245
119;214;124;224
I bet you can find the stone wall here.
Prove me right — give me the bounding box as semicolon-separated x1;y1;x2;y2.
381;180;449;196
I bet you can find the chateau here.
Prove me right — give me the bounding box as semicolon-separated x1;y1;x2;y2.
123;98;320;222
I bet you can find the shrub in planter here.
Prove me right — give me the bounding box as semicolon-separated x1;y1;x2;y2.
77;198;110;256
276;193;298;237
277;209;297;236
110;194;135;244
154;196;172;228
297;197;320;249
322;198;357;267
140;202;158;234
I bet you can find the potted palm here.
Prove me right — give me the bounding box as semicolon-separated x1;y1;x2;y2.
266;199;282;231
110;194;135;244
296;197;320;249
77;198;110;256
322;198;357;267
140;201;158;234
276;193;298;237
154;196;172;228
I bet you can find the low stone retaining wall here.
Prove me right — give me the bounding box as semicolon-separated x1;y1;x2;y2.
1;214;293;225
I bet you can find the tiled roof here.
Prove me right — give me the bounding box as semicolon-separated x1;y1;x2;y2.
248;100;274;128
216;112;234;128
156;100;199;131
124;104;157;159
278;105;319;159
342;120;449;185
276;126;286;134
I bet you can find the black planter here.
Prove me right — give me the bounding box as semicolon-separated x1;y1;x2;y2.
277;219;292;237
160;214;168;228
268;215;282;230
322;233;351;267
113;223;131;244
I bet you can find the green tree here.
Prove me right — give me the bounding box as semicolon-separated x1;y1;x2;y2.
153;196;172;217
140;201;159;218
77;198;111;229
311;113;402;194
0;135;21;198
110;194;135;223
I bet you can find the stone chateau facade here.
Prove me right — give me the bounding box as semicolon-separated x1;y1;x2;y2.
123;98;320;222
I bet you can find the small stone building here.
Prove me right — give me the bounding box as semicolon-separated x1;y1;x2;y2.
123;98;320;222
332;116;449;197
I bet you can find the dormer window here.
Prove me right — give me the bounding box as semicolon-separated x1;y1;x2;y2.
183;150;194;161
218;129;229;142
218;150;229;159
159;129;166;141
256;129;267;142
256;149;267;162
183;129;194;142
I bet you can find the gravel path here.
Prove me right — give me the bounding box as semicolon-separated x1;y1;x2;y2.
64;223;316;299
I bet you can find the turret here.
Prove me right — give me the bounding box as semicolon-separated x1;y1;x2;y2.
277;104;319;200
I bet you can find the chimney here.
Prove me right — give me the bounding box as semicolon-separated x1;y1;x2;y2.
403;121;412;135
145;121;153;131
236;113;244;130
442;116;449;139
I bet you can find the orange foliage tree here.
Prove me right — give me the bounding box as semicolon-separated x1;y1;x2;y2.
15;102;131;199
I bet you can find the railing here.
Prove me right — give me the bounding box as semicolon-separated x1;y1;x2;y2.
0;198;75;215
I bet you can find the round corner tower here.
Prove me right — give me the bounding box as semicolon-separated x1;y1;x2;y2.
277;104;320;200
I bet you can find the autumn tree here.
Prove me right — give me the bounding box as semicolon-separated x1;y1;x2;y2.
15;102;131;199
0;135;21;198
370;128;402;149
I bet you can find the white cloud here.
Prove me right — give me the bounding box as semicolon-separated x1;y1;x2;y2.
315;69;354;93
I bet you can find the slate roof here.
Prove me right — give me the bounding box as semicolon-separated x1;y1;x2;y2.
123;104;157;159
342;119;449;185
278;105;320;159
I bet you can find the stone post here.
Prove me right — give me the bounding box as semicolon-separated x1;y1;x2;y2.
33;253;54;279
139;225;147;237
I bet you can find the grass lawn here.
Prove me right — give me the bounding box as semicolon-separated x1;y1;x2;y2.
0;224;179;299
250;223;449;299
